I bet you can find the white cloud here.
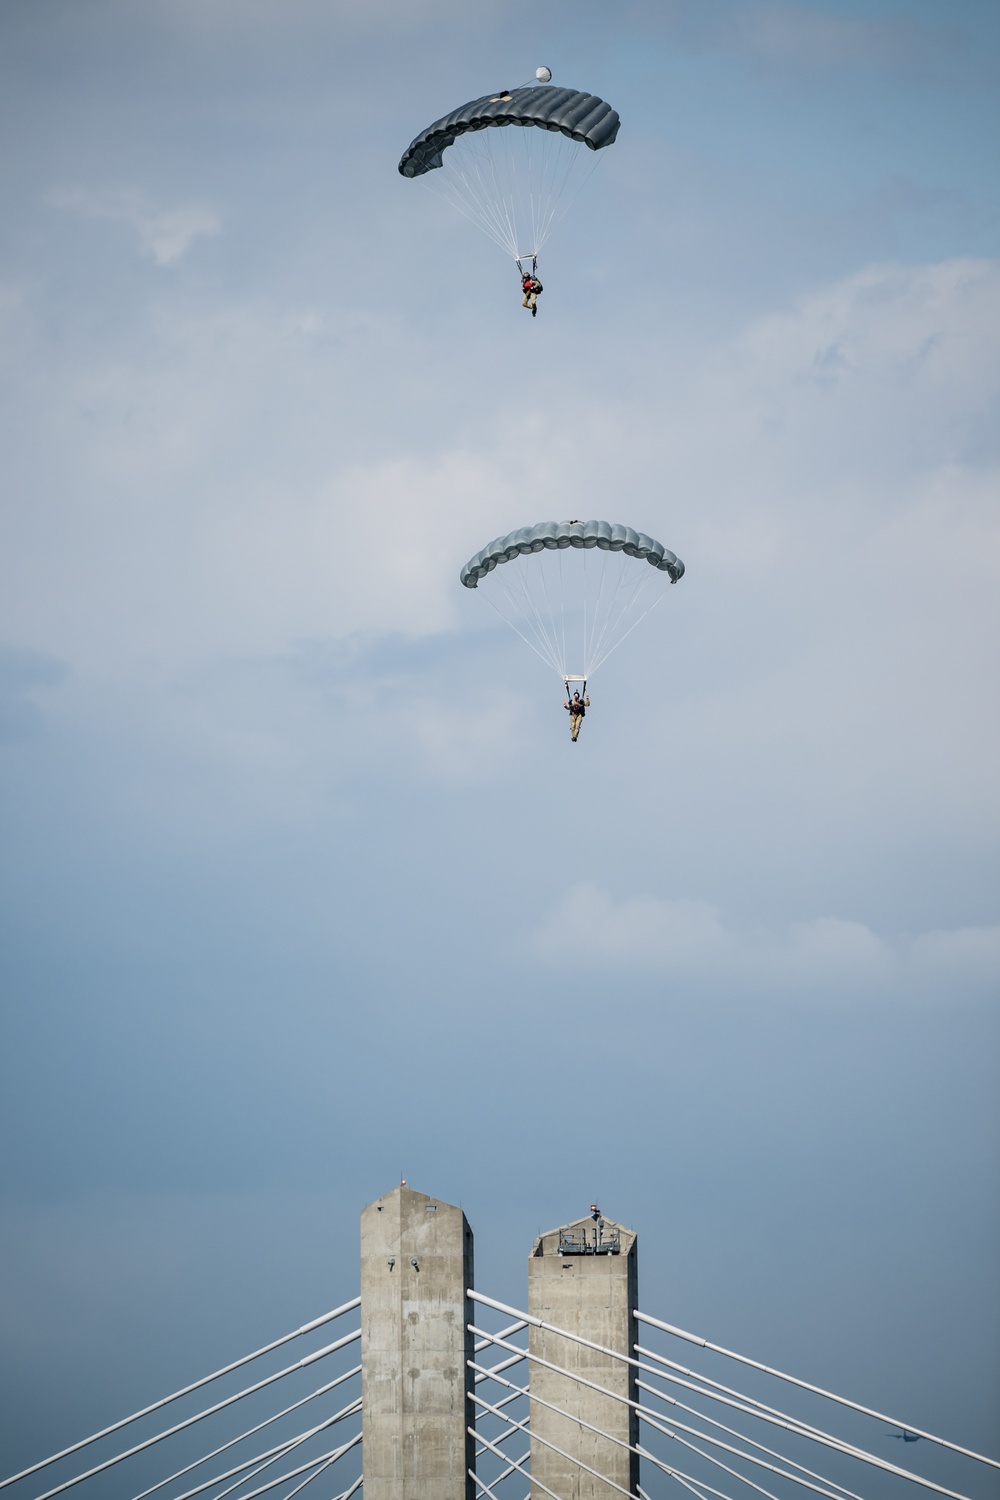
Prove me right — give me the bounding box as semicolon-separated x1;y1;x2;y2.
0;252;996;855
48;188;220;265
532;883;999;1003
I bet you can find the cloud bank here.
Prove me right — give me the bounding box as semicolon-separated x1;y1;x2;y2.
532;882;1000;1003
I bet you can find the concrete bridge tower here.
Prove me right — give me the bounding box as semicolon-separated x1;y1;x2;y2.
360;1183;475;1500
528;1207;639;1499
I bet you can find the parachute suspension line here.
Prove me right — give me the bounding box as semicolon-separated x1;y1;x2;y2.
533;549;566;674
525;558;566;673
484;575;563;678
431;123;607;263
582;544;589;683
557;547;568;680
536;130;597;253
488;564;566;678
584;552;639;674
585;554;669;677
479;126;522;256
452;139;519;258
467;132;517;255
496;554;565;674
589;560;655;671
431;166;508;255
583;547;611;674
432;129;522;258
589;579;672;676
534;128;605;255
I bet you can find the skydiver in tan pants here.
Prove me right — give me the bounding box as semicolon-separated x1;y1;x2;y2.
564;690;590;741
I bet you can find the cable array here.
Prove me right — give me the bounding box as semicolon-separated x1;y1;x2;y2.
483;545;674;683
5;1286;996;1500
469;1290;998;1500
0;1297;362;1500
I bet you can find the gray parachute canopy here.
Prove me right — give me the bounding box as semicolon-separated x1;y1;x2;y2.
461;520;684;588
399;85;620;178
461;521;685;682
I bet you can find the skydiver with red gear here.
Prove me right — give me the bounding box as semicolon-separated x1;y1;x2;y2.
521;269;542;316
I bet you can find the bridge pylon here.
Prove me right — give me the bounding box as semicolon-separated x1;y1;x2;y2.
360;1183;476;1499
528;1206;639;1499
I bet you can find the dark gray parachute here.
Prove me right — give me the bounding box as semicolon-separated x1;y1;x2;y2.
399;86;620;178
461;520;684;589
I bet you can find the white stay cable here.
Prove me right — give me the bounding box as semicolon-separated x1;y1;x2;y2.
220;1431;362;1500
640;1468;738;1500
636;1309;1000;1471
474;1397;528;1457
471;1389;635;1500
474;1320;527;1353
469;1295;974;1500
473;1360;755;1500
471;1353;798;1500
635;1374;864;1500
329;1481;363;1500
29;1327;361;1500
638;1455;740;1500
473;1357;530;1451
473;1445;530;1486
191;1428;318;1500
0;1297;361;1493
273;1446;347;1500
131;1363;361;1500
639;1392;849;1500
475;1349;528;1386
284;1476;361;1500
144;1396;361;1500
470;1470;505;1500
634;1346;892;1483
473;1425;563;1500
474;1421;525;1458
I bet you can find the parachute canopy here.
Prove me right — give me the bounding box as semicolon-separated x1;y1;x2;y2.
399;82;620;263
399;86;620;179
461;520;684;683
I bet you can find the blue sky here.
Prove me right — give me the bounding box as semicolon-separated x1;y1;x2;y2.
0;0;998;1488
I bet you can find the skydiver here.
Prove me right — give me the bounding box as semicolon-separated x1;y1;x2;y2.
521;269;543;316
564;689;590;742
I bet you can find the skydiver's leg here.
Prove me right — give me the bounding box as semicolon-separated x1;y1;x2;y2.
570;715;581;741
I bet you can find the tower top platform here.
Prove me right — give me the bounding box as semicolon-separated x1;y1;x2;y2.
531;1209;636;1259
